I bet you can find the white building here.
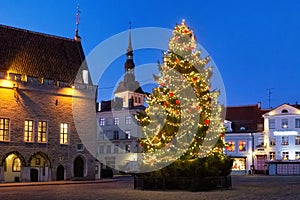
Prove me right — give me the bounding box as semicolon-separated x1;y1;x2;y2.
96;28;146;173
224;103;268;175
263;103;300;175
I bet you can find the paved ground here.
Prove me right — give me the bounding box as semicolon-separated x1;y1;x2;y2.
0;175;300;200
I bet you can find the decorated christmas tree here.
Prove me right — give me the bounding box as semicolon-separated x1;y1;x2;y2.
135;20;231;177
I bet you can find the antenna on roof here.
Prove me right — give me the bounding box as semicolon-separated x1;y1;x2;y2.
267;88;274;108
74;4;81;42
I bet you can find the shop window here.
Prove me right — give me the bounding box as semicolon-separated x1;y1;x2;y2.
282;152;289;160
269;152;276;160
295;136;300;145
296;152;300;160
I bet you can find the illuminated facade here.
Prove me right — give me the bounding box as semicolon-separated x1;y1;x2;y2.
0;25;97;182
224;103;268;175
263;104;300;175
96;28;145;172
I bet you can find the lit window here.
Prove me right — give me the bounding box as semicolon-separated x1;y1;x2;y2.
270;137;276;146
269;119;275;129
0;118;9;141
282;119;288;129
296;152;300;160
239;141;246;151
99;118;105;126
281;136;289;145
269;152;276;160
296;119;300;128
125;116;131;125
24;120;34;142
113;131;119;140
282;152;289;160
21;74;27;82
296;136;300;145
125;131;131;139
60;123;68;144
125;144;131;153
38;121;47;143
227;141;235;152
114;118;120;125
12;157;21;172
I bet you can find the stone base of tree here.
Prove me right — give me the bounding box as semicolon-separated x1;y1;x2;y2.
134;175;232;191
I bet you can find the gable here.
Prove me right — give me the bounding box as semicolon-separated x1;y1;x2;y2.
263;104;300;117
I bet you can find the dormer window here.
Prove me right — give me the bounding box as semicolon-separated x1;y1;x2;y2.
82;70;88;84
281;109;288;113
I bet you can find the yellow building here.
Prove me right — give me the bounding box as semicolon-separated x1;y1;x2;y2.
0;24;97;182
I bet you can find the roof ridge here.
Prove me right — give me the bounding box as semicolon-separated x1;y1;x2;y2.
0;24;75;43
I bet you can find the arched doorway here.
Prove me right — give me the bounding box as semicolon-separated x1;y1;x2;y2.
1;152;25;182
28;152;51;182
74;156;84;177
56;165;64;181
30;169;38;182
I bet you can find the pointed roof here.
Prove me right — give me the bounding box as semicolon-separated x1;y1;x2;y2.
0;24;89;84
124;23;135;72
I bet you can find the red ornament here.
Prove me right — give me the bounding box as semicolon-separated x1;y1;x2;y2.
184;29;189;34
160;82;165;87
221;134;225;138
196;106;200;111
164;102;167;107
205;119;210;125
169;92;174;97
165;77;169;82
175;59;179;63
192;77;197;82
176;100;180;105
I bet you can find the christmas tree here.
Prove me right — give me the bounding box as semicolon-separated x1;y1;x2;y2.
136;20;229;174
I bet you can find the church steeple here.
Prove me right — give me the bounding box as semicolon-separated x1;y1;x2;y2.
74;5;81;42
124;22;135;73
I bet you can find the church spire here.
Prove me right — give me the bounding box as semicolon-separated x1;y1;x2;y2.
74;5;81;42
124;21;135;73
127;21;133;53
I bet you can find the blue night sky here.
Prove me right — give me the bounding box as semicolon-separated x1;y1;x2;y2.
1;0;300;108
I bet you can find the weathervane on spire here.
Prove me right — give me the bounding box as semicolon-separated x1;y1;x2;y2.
74;4;81;42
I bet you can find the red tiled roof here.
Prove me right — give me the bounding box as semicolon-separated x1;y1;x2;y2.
0;24;88;84
225;104;270;132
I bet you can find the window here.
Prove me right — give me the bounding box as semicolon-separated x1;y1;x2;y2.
269;119;275;129
38;121;47;143
296;136;300;145
113;118;120;125
114;145;119;153
106;145;111;154
113;131;119;140
270;137;276;146
12;157;21;172
99;146;104;154
125;116;131;125
227;141;235;152
125;144;130;152
296;152;300;160
296;119;300;128
99;118;105;126
60;123;68;144
99;132;104;140
138;97;141;103
269;152;276;160
282;119;288;129
282;152;289;160
281;136;289;145
125;131;131;139
135;97;137;103
0;118;9;141
238;141;246;151
77;144;84;151
24;120;34;142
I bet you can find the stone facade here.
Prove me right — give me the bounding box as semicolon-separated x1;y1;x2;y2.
0;25;97;182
